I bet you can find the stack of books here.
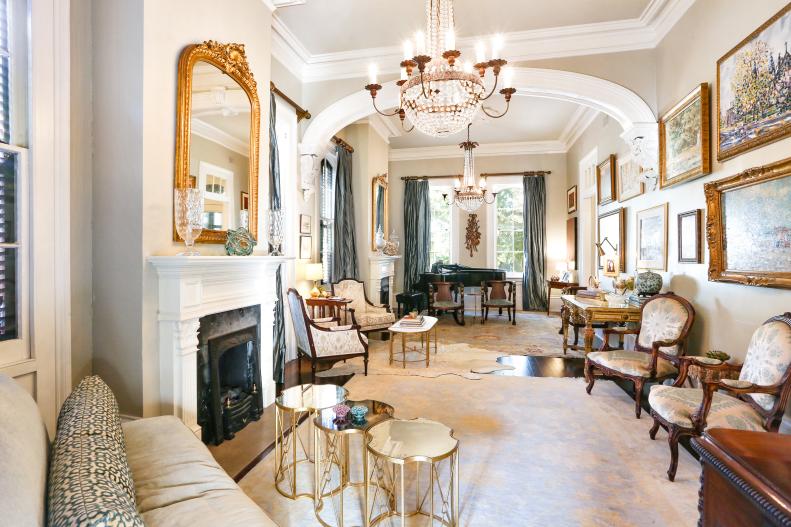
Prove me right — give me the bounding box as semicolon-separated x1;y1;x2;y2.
575;289;599;299
398;314;425;328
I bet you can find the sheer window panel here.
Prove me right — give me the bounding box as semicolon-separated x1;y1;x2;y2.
429;187;452;267
494;186;524;275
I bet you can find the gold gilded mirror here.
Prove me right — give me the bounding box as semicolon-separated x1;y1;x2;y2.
371;174;388;250
174;41;260;244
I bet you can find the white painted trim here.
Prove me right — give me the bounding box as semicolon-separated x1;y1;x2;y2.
355;114;398;145
191;118;250;157
262;0;305;10
559;106;600;149
390;140;568;161
271;0;695;83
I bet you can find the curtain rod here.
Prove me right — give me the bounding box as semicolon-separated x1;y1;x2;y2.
332;135;354;153
270;81;311;122
400;171;551;181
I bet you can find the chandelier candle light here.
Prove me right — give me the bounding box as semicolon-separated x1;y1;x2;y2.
364;0;516;137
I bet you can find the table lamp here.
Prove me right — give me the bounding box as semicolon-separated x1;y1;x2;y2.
305;263;324;298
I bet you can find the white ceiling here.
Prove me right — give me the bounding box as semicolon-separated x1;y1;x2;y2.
276;0;651;55
388;97;585;149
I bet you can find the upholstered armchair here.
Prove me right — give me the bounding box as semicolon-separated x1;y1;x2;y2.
331;278;395;334
648;313;791;481
428;281;465;326
585;292;695;418
286;288;368;383
480;280;516;325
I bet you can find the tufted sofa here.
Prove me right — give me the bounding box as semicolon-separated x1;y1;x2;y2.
0;373;275;526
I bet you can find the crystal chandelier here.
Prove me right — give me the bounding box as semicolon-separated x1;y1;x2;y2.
443;124;497;213
364;0;516;137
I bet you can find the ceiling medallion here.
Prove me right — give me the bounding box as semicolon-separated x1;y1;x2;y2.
364;0;516;137
443;124;497;213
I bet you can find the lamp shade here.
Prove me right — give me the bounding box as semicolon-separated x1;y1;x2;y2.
304;263;324;281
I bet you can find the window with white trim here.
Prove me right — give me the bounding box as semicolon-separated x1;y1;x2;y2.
494;186;524;275
428;187;452;268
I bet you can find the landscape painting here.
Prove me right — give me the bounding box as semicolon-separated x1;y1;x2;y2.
717;4;791;160
636;204;668;271
660;84;710;188
618;156;644;201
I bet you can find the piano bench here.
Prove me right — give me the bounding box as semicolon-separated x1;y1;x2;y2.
396;292;425;318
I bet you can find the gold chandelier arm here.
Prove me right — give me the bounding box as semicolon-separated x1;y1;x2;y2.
480;72;500;101
371;97;402;118
481;98;511;119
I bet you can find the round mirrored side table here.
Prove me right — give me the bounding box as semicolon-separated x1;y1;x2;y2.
313;399;395;527
365;418;460;526
274;383;347;500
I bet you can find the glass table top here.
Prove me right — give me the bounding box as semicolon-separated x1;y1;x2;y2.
275;384;348;412
314;399;395;433
367;418;458;461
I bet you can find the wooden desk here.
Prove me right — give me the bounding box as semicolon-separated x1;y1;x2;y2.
692;429;791;527
546;280;577;316
560;294;641;355
305;297;353;325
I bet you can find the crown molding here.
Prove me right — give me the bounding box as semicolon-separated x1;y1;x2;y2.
559;105;600;148
389;140;568;162
355;114;402;145
191;118;250;157
272;0;695;84
262;0;305;12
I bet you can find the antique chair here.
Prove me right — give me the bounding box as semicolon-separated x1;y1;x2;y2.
428;281;465;326
480;280;517;325
331;278;395;334
585;292;695;418
557;285;608;349
287;288;368;383
648;313;791;481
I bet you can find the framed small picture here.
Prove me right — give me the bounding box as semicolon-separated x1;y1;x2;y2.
617;155;644;202
678;209;702;264
597;155;616;205
299;235;312;259
300;214;311;234
660;83;711;189
567;185;577;213
240;191;249;211
603;256;619;277
597;208;625;273
636;203;668;271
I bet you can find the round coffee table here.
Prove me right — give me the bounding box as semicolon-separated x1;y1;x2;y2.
313;399;395;527
365;418;459;526
388;316;439;368
274;384;347;500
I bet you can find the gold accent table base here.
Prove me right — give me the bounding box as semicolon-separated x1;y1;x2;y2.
388;316;439;368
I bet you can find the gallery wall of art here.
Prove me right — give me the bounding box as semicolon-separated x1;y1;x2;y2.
566;0;791;365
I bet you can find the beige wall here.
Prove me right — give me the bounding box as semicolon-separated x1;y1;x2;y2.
92;0;273;416
566;0;791;365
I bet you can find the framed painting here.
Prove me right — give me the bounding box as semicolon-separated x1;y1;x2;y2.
597;155;616;205
299;235;312;260
240;191;249;211
678;209;702;264
705;156;791;289
597;207;625;273
567;185;578;213
566;217;577;270
636;203;668;271
717;4;791;161
299;214;311;234
617;155;644;202
660;83;711;188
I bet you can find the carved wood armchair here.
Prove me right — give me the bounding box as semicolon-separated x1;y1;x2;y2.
480;280;516;325
585;292;696;418
428;281;465;326
331;278;395;334
286;288;368;383
648;313;791;481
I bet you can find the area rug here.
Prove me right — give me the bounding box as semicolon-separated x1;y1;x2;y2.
239;375;699;526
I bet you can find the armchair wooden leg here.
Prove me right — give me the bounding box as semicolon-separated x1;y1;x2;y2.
311;361;317;384
297;354;303;384
364;355;369;376
634;378;645;419
585;359;596;393
512;308;516;325
573;326;579;346
667;428;682;482
649;418;660;440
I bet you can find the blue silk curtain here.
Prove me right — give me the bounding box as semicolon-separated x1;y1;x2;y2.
331;145;358;281
403;179;431;292
522;175;547;311
269;92;286;385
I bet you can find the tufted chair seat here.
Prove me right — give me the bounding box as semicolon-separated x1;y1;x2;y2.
585;292;695;419
332;279;396;334
648;313;791;481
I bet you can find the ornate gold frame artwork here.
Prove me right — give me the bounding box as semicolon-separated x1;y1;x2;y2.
659;83;710;189
174;41;261;244
705;156;791;289
371;174;389;251
597;155;616;205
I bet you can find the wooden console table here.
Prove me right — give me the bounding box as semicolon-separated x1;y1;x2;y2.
560;294;641;355
305;297;352;325
546;280;577;316
692;429;791;526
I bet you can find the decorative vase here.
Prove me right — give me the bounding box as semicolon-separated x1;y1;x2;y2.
350;405;368;424
389;228;400;252
267;209;284;256
174;189;204;255
374;225;386;254
635;269;662;296
226;210;257;256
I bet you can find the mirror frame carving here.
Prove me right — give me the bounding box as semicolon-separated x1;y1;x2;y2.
174;40;260;244
371;174;389;251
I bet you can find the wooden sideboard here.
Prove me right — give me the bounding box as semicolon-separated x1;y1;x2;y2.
692;429;791;527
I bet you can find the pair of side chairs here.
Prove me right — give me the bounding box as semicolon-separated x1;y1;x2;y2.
427;280;517;325
584;292;791;481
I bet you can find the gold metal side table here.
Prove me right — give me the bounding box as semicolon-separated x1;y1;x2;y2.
387;316;439;368
366;418;460;526
313;399;395;527
274;384;348;500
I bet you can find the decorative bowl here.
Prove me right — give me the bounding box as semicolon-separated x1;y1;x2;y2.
333;403;350;419
349;405;368;424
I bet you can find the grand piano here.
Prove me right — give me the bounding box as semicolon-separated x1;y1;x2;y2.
413;263;506;304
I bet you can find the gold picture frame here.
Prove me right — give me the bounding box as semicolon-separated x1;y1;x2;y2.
371;174;389;251
660;83;711;189
617;155;644;202
597;207;625;273
705;156;791;289
567;185;577;213
636;203;669;271
597;155;616;205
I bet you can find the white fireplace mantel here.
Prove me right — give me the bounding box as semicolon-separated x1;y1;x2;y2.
368;254;401;307
148;255;293;435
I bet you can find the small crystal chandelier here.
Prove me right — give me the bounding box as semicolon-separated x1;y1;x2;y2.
364;0;516;137
443;124;497;213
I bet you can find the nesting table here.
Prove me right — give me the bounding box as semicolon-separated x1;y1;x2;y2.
387;315;439;368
